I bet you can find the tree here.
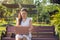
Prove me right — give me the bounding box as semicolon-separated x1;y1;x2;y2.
35;0;50;23
14;0;34;4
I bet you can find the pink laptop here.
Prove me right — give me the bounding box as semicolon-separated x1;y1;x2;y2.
15;27;29;34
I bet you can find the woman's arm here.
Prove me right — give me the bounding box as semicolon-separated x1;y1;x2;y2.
29;19;33;32
16;18;21;27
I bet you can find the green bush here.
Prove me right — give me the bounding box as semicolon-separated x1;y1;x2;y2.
51;5;60;38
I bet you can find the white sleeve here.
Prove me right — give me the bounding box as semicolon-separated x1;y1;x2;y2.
28;17;32;21
30;18;32;21
16;17;18;22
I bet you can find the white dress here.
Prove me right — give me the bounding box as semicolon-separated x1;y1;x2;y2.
15;18;32;40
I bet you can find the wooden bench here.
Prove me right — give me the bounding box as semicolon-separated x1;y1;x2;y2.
1;26;58;40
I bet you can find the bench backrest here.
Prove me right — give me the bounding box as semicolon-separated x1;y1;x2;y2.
6;26;15;37
32;26;55;38
6;26;15;33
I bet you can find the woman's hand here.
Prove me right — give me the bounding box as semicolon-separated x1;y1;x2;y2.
29;28;32;32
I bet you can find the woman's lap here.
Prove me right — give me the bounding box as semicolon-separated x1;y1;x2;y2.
15;34;24;39
15;33;32;40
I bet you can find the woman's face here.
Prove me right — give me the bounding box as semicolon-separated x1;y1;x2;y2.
20;11;27;19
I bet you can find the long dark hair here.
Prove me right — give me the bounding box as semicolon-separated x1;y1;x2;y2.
18;8;28;25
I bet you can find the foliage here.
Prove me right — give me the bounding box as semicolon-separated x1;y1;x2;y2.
22;0;33;4
0;4;6;19
50;5;60;38
0;4;17;24
9;0;34;4
35;0;51;23
51;5;60;33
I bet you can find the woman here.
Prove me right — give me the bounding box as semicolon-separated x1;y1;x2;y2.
16;8;33;40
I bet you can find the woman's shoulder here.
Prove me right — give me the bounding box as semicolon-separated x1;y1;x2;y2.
16;17;32;21
27;17;32;21
16;17;18;20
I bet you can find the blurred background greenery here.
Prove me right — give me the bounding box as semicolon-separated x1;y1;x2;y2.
0;0;60;40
